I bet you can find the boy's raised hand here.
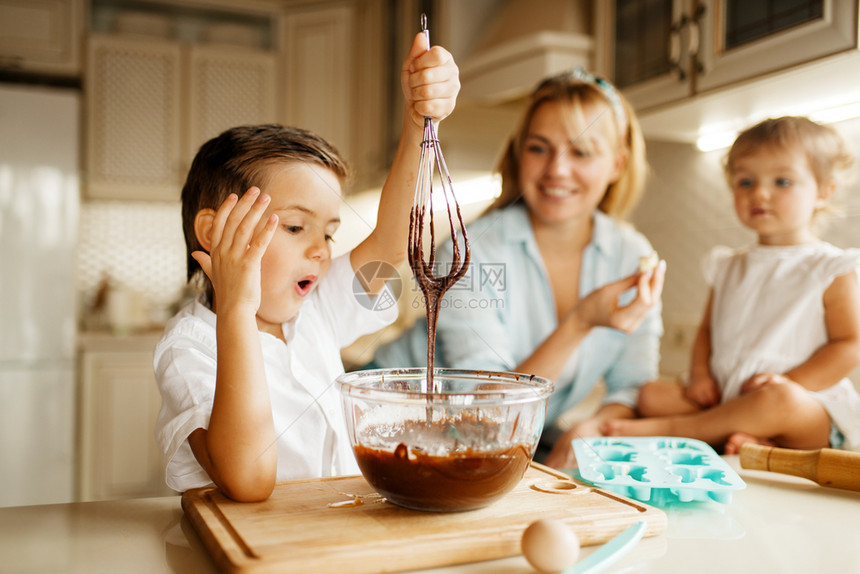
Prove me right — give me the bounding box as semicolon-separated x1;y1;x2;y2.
401;31;460;129
352;31;459;272
192;188;278;315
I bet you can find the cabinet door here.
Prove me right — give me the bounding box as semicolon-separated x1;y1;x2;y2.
595;0;694;111
78;351;174;502
696;0;857;92
282;6;354;166
85;35;182;201
0;0;83;76
186;46;278;168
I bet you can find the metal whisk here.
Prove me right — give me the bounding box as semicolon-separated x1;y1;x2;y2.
408;14;471;392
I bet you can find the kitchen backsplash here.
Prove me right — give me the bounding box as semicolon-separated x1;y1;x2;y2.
77;199;187;331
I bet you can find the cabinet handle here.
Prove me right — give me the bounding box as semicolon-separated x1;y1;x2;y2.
688;17;700;57
690;4;706;74
669;14;689;81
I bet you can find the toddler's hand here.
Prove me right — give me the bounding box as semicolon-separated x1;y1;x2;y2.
401;32;460;129
684;375;720;408
191;188;278;315
741;372;789;394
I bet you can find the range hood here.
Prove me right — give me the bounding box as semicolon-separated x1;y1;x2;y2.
459;31;593;104
452;0;593;104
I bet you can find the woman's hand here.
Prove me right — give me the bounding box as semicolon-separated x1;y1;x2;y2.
542;426;588;470
543;405;636;469
571;260;666;334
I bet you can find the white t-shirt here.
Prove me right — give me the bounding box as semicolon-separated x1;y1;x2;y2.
153;254;398;491
705;242;860;451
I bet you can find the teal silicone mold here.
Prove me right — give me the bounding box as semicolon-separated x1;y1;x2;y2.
572;437;746;504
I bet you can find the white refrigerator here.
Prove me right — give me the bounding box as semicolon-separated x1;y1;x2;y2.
0;83;79;507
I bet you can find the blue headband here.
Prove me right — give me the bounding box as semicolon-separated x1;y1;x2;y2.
562;67;628;136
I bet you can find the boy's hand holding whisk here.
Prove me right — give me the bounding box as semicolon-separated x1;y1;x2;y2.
401;30;459;130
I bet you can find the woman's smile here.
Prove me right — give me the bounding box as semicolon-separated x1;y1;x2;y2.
540;185;576;198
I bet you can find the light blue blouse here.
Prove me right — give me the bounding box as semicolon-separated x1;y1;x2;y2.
373;202;663;426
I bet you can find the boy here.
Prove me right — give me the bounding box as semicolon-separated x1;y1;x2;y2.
154;32;459;501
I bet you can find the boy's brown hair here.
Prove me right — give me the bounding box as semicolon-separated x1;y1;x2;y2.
181;124;349;298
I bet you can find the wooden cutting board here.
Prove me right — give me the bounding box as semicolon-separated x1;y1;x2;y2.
182;462;666;573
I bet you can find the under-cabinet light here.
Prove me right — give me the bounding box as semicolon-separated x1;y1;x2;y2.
695;131;738;152
695;100;860;152
809;101;860;124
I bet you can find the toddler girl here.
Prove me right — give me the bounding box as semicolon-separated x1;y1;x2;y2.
606;116;860;453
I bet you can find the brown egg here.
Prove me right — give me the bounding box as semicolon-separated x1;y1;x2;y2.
521;518;581;573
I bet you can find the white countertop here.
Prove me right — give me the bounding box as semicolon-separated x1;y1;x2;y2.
2;456;859;573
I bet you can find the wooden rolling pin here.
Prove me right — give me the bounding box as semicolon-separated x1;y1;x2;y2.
740;443;860;492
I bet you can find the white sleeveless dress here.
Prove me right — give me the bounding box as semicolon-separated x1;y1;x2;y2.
704;242;860;451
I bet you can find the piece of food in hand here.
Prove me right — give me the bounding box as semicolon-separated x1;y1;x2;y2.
639;252;659;274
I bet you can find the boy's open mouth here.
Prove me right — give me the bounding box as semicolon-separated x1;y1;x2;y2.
296;278;315;296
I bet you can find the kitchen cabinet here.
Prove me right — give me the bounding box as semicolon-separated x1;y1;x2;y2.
85;34;277;201
281;1;390;191
186;45;277;168
84;1;389;199
0;0;84;77
595;0;691;111
85;35;182;201
282;5;353;171
595;0;858;111
78;341;174;502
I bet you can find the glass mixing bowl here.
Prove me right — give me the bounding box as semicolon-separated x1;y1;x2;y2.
338;368;553;512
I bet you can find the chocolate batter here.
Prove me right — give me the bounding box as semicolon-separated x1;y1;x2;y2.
353;442;532;512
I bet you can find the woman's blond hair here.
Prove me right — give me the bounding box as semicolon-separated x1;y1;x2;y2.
487;70;647;220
